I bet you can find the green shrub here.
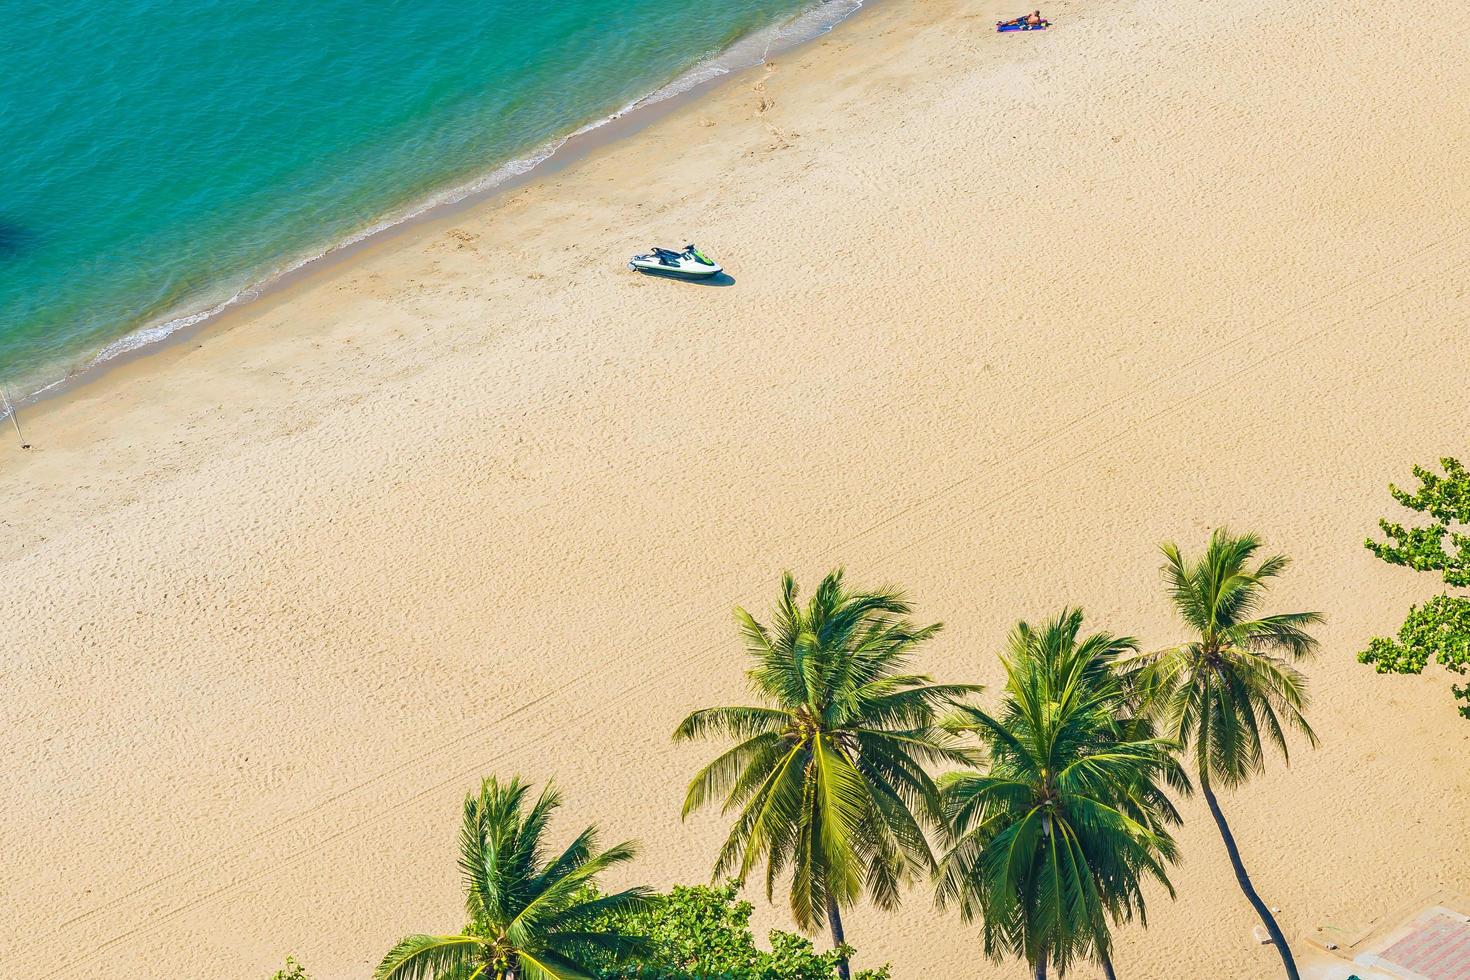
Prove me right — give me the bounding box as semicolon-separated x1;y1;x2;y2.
589;881;891;979
269;957;311;980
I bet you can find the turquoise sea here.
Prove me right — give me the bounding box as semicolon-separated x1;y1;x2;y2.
1;0;855;397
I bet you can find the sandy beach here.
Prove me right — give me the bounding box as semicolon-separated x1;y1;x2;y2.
2;0;1468;976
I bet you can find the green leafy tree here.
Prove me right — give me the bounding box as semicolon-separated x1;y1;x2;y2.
588;881;891;979
674;570;978;980
1361;457;1470;718
375;776;653;980
1126;530;1321;980
937;611;1183;979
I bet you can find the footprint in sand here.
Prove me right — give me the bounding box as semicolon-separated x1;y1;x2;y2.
437;227;481;252
753;64;777;114
766;126;797;151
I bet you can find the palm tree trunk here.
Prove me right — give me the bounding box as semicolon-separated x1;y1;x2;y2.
827;896;851;980
1100;950;1117;980
1201;780;1299;980
1033;947;1047;980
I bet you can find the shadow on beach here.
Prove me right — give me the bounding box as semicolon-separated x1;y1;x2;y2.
635;270;736;287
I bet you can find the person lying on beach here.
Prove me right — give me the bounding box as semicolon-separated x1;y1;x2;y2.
999;10;1047;27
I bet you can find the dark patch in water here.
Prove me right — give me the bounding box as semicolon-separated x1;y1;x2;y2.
0;218;34;257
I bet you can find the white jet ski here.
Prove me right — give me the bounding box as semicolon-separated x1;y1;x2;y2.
628;244;723;278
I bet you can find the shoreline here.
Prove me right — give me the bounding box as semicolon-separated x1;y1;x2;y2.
5;0;867;416
1;0;1467;976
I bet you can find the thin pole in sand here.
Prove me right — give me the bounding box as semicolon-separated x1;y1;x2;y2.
1;386;30;450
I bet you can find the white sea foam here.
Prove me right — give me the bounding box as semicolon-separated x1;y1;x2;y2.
7;0;865;409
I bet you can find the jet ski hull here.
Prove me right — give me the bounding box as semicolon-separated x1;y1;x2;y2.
628;258;723;278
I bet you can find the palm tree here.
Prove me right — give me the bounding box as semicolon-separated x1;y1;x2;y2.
375;776;653;980
937;611;1183;980
674;569;979;980
1125;529;1322;980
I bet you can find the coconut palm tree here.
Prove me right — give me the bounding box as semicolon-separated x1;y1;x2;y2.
1125;529;1322;980
675;569;979;980
937;611;1183;980
375;776;653;980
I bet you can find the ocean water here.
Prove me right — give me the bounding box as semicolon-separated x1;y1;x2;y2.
0;0;855;398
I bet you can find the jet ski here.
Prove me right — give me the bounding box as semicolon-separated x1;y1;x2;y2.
628;244;723;278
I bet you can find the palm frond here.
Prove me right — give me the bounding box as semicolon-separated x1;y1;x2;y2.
530;825;596;899
374;935;485;980
673;705;790;742
514;947;595;980
1233;611;1324;660
548;886;659;929
681;730;785;817
720;741;806;885
510;839;641;935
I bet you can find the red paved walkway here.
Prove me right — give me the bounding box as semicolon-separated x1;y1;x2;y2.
1381;914;1470;980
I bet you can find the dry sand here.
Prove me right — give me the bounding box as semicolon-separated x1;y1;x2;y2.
2;0;1468;976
